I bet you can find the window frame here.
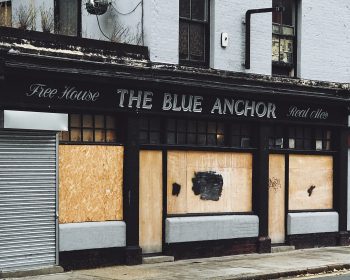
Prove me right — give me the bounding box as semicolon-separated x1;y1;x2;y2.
59;113;124;145
139;116;256;150
272;0;298;77
54;0;82;37
269;125;334;152
179;0;210;67
0;1;12;27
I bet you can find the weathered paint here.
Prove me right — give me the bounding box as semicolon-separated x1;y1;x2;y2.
166;215;259;243
287;212;339;235
59;221;126;251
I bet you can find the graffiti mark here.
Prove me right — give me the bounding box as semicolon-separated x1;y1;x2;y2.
269;177;281;192
307;185;316;196
192;171;223;201
172;183;181;196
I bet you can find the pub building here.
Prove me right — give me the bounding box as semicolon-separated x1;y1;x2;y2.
0;28;349;273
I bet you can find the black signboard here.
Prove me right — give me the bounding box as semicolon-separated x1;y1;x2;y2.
2;74;347;126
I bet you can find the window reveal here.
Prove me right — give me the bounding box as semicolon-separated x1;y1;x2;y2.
179;0;209;66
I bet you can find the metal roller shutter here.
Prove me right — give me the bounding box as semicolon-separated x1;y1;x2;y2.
0;130;58;272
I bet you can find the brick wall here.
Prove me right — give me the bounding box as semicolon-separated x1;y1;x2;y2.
143;0;179;64
298;0;350;83
210;0;272;75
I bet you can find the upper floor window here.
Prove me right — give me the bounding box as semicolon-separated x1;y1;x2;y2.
0;1;11;27
55;0;81;36
179;0;209;66
272;0;297;77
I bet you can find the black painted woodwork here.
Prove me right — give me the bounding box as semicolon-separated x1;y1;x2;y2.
338;231;350;246
258;236;271;253
334;127;348;232
253;124;270;238
123;117;142;264
164;238;258;260
125;246;142;266
59;248;125;270
287;233;338;249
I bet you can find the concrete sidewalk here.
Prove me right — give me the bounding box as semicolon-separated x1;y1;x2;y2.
5;246;350;280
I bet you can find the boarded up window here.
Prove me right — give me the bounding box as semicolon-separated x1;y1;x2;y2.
57;0;79;36
59;145;123;223
0;1;12;27
289;155;333;210
167;151;253;214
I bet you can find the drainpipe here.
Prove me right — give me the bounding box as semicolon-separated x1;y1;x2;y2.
245;6;283;69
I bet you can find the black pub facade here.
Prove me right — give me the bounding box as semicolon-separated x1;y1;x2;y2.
0;28;349;273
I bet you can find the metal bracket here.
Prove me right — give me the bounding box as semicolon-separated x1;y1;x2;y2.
244;6;283;69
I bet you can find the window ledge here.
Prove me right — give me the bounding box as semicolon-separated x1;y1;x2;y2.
272;61;294;69
0;26;149;61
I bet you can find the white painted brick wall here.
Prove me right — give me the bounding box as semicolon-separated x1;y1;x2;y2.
298;0;350;83
11;0;54;32
143;0;179;64
82;0;142;44
210;0;272;75
9;0;350;82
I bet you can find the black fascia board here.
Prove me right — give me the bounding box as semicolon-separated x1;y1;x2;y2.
3;50;350;105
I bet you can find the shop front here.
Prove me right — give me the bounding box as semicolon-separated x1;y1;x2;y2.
0;53;349;269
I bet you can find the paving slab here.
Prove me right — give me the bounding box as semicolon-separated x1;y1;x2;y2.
5;246;350;280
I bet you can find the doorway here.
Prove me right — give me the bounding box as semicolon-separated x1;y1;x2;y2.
139;150;163;254
268;154;286;244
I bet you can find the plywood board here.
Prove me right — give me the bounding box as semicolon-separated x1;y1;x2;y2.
232;167;253;212
268;154;285;244
167;151;187;214
139;150;163;254
167;151;252;214
289;155;333;210
59;145;123;224
186;167;233;213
